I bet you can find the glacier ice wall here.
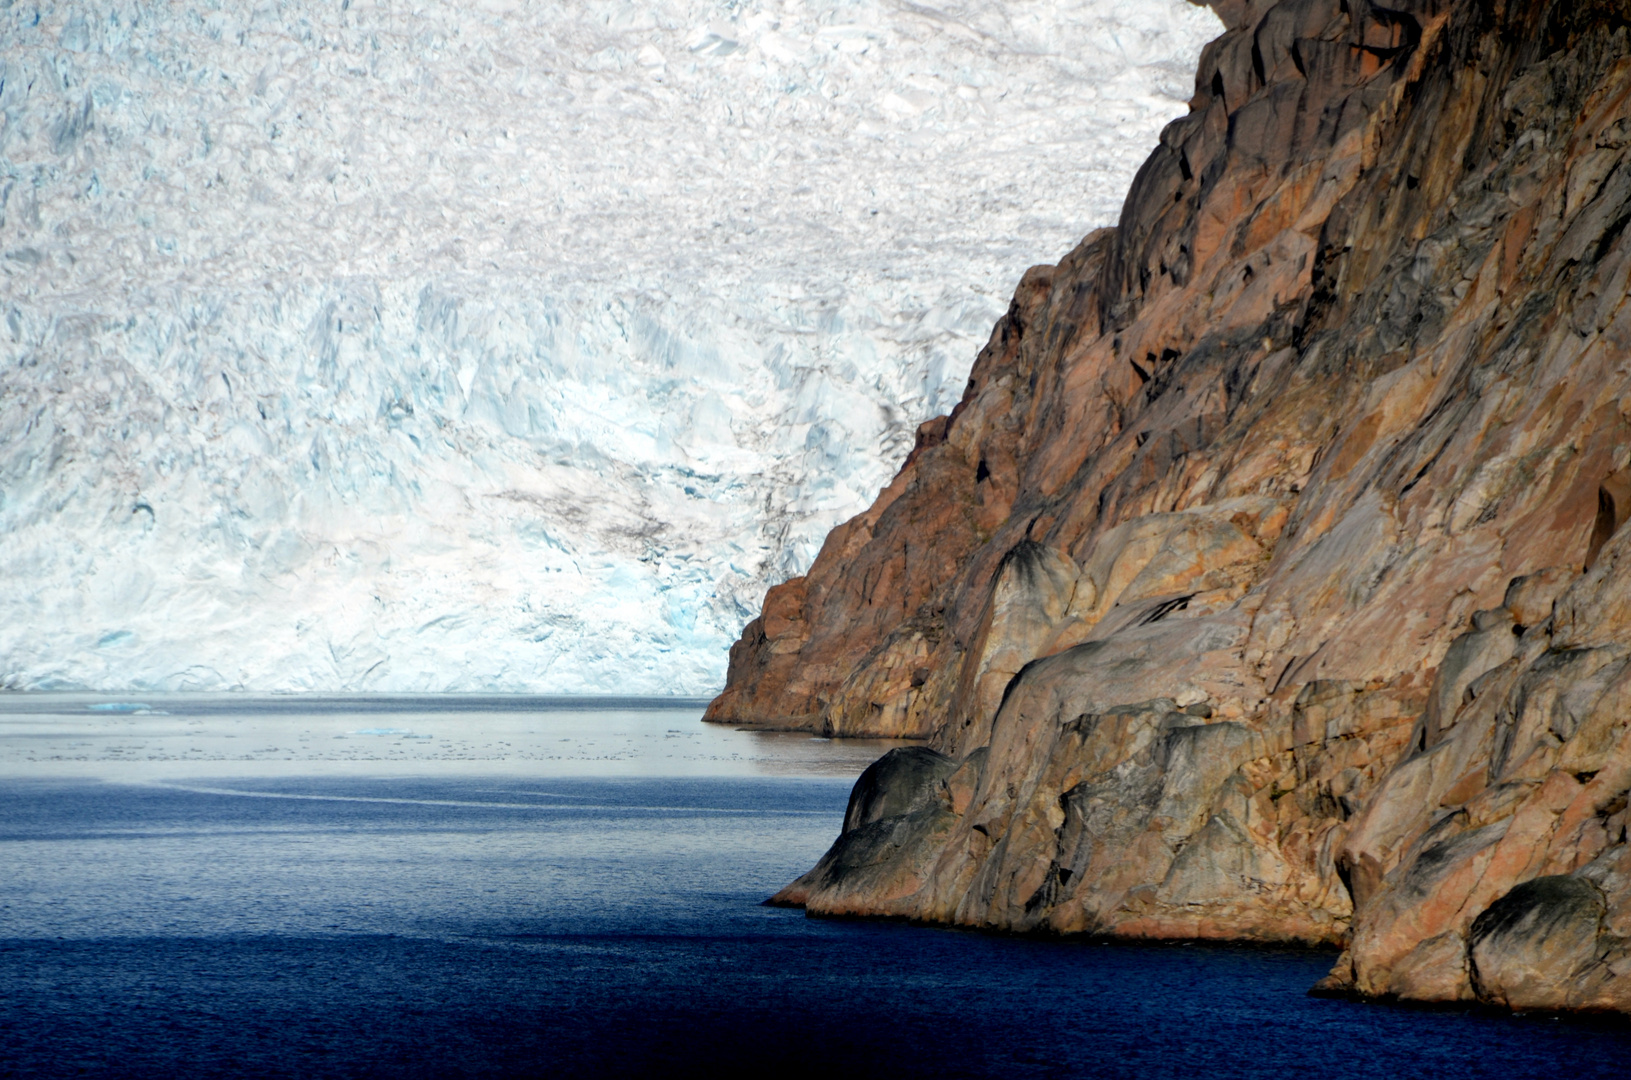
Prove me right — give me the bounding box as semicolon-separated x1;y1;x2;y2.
0;0;1220;693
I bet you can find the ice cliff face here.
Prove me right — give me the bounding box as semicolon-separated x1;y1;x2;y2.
0;0;1219;692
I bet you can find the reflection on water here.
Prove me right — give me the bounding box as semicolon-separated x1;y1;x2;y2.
3;697;1630;1078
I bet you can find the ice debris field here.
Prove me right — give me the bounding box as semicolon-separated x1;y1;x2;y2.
0;0;1219;694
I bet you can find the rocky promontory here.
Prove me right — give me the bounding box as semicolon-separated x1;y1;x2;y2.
708;0;1631;1013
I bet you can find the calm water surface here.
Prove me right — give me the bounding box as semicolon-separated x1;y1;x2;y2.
2;695;1628;1078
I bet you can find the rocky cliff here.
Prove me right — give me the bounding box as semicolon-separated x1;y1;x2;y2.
706;0;1631;1013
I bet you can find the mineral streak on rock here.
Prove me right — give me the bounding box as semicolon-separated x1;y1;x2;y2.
711;0;1631;1013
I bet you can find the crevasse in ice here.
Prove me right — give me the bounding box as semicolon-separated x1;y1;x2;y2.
0;0;1219;693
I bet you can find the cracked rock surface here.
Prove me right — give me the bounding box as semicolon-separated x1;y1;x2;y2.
711;0;1631;1012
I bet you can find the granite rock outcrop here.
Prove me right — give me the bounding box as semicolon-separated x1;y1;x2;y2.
709;0;1631;1013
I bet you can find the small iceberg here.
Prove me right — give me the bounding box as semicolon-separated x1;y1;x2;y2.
350;727;412;735
88;703;153;713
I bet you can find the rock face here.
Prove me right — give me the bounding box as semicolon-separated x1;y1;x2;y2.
708;0;1631;1012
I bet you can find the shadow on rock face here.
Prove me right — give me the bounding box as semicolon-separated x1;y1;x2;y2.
843;746;960;834
767;747;964;912
1586;470;1631;571
1471;876;1607;1010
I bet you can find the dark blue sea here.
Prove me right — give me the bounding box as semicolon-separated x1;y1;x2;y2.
2;697;1628;1078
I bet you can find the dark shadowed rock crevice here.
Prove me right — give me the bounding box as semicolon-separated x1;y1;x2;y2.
712;0;1631;1014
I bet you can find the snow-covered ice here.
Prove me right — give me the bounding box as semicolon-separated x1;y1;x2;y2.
0;0;1220;694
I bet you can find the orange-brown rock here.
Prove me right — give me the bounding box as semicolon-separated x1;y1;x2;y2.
713;0;1631;1014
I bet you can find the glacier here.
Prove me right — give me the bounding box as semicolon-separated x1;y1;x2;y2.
0;0;1220;694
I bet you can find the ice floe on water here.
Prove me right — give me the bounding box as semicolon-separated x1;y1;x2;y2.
0;0;1220;693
